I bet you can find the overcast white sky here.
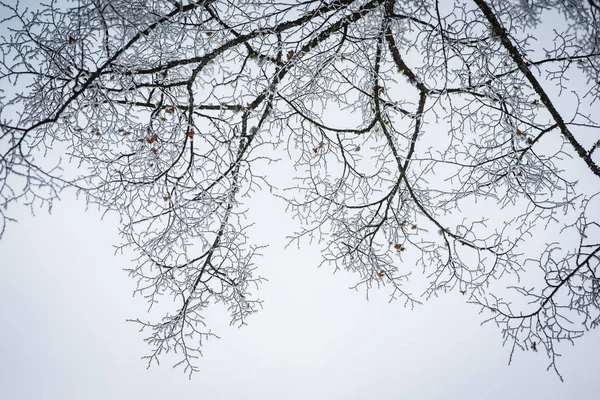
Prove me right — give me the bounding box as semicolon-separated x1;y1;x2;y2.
1;182;599;399
1;1;600;399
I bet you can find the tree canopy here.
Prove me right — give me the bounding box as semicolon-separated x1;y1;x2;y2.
1;0;599;378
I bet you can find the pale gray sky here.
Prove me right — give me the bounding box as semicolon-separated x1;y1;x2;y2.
1;185;599;399
1;1;600;399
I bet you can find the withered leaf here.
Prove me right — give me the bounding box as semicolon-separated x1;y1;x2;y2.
146;133;158;144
